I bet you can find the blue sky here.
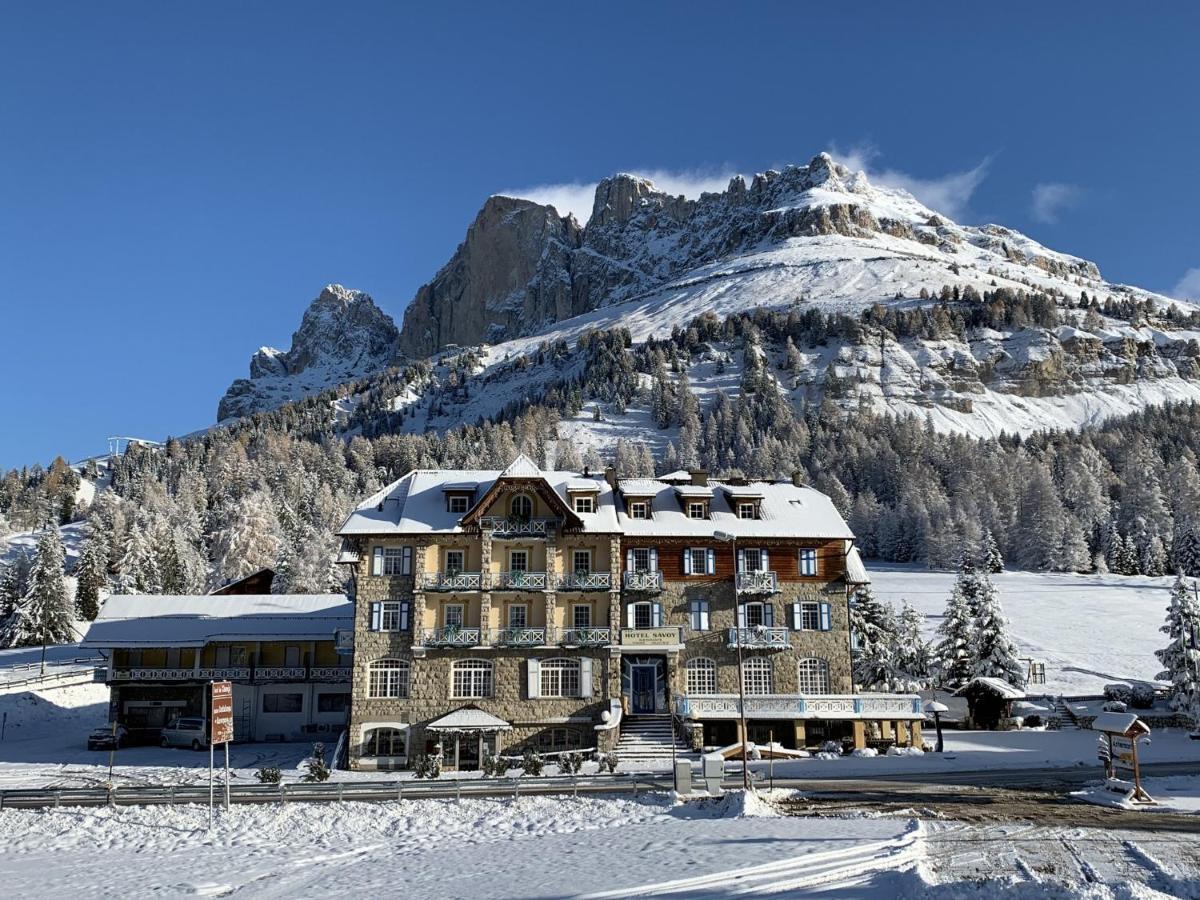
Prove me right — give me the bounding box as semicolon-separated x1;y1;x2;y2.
2;2;1198;469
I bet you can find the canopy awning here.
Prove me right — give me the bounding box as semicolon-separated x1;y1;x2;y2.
426;706;512;732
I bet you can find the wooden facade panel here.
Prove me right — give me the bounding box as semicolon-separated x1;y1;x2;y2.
619;539;848;582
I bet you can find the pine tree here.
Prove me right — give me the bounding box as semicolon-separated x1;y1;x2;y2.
849;586;898;689
74;534;108;620
0;551;32;622
1155;576;1200;718
115;521;162;594
935;563;979;689
209;490;281;585
894;601;932;688
982;528;1004;573
970;572;1025;688
1;528;74;648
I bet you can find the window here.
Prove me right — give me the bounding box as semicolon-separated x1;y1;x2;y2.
791;601;831;632
507;604;527;628
511;494;533;520
448;495;469;513
284;646;302;667
797;658;831;694
686;548;712;575
214;646;247;668
363;726;407;757
686;657;716;695
452;659;493;698
629;501;649;519
742;601;772;628
368;659;410;698
573;604;591;628
687;502;706;519
127;649;143;667
632;601;654;629
738;502;757;520
509;550;528;572
572;550;592;575
689;599;710;631
444;604;464;628
574;496;594;513
536;727;581;752
540;658;582;697
165;648;180;668
742;657;774;695
632;548;652;572
445;549;465;574
379;600;407;631
383;547;405;575
742;548;764;572
317;693;349;713
799;548;818;576
800;602;820;631
263;693;303;713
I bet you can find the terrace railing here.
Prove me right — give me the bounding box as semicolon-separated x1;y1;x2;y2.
726;626;789;650
420;572;486;591
735;571;778;594
622;571;664;593
420;627;483;648
556;572;613;591
493;571;548;591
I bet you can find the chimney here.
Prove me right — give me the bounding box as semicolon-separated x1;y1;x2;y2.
689;468;709;487
604;466;617;489
792;470;805;488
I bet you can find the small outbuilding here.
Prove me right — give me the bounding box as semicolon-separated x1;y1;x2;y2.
955;677;1025;730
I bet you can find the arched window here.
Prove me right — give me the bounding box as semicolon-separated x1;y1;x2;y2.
368;659;410;699
742;656;773;695
685;657;716;695
362;726;407;757
797;658;831;694
452;659;494;698
511;494;533;520
540;658;582;697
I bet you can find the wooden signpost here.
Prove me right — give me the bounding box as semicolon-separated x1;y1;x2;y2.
209;680;234;826
1092;710;1154;805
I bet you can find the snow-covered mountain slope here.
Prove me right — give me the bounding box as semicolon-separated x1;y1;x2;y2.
218;284;400;420
216;153;1200;439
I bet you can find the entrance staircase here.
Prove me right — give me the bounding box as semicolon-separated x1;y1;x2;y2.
615;714;690;762
1049;696;1080;730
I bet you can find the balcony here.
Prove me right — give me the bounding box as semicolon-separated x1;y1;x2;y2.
556;572;613;591
420;626;483;648
673;693;923;720
492;626;548;647
622;571;664;593
479;516;559;539
735;571;778;594
109;667;251;683
421;571;486;591
493;571;549;591
726;626;790;650
559;626;612;647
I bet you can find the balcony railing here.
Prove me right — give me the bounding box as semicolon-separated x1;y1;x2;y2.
421;571;485;591
559;626;612;647
420;626;483;648
308;666;353;681
735;571;778;593
673;693;923;720
556;572;613;591
109;667;249;683
479;517;559;538
622;571;664;593
493;571;548;590
727;626;790;650
492;626;548;647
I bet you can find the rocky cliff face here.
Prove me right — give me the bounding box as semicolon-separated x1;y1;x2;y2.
218;284;400;420
396;153;1104;357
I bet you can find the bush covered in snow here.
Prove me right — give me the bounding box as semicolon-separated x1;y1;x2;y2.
413;753;442;779
520;750;544;777
256;766;282;784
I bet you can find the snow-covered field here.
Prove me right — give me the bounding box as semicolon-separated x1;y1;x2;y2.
871;564;1176;696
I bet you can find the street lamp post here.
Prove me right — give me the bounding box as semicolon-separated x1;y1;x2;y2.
923;700;948;753
715;530;750;791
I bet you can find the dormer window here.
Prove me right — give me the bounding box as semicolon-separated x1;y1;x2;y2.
574;496;594;514
687;502;707;520
629;501;649;519
511;494;533;520
447;495;469;514
738;502;758;520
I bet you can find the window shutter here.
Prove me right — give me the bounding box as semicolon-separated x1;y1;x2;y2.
651;602;662;627
527;658;541;699
626;603;636;628
791;602;802;630
700;600;710;631
626;549;634;571
369;602;382;631
402;546;413;575
820;602;832;632
650;547;659;571
372;547;383;576
706;548;716;574
683;549;692;575
689;600;699;630
762;548;770;571
763;604;775;627
579;657;593;698
737;548;746;573
400;600;411;631
737;603;747;628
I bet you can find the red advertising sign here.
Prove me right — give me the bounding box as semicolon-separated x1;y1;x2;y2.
210;680;234;745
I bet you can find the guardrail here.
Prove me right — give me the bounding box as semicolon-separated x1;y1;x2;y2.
0;772;675;810
0;667;105;692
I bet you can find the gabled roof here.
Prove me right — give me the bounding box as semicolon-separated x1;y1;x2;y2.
426;706;512;731
954;677;1025;700
81;594;353;648
1092;711;1151;736
460;461;583;530
618;479;662;496
500;453;541;478
673;485;715;498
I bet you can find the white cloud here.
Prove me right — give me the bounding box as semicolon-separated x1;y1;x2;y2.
830;142;992;222
500;167;738;223
1173;267;1200;301
1030;182;1084;224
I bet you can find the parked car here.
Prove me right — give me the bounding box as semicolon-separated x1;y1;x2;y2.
87;724;128;751
160;717;209;750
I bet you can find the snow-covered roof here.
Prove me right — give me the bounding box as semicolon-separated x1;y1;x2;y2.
720;484;764;499
955;677;1025;700
673;485;715;498
81;594;352;648
565;479;601;492
426;706;512;731
845;547;870;585
339;467;620;536
500;453;541;478
1092;711;1150;735
618;479;662;496
441;481;478;492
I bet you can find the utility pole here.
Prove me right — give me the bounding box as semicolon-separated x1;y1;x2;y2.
715;530;750;791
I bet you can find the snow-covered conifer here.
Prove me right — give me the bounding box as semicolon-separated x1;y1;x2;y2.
970;572;1025;688
1;527;73;648
1155;576;1200;718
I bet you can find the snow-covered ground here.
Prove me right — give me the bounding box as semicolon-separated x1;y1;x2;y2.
1074;775;1200;815
871;564;1176;696
0;644;101;686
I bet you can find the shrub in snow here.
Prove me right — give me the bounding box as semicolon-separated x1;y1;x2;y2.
520;749;544;777
850;747;878;759
1104;684;1133;705
256;766;282;784
558;751;584;775
412;753;442;779
819;740;843;755
301;742;331;782
480;751;507;777
815;752;840;761
1023;714;1043;728
1103;700;1128;713
597;752;620;773
1129;683;1156;709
